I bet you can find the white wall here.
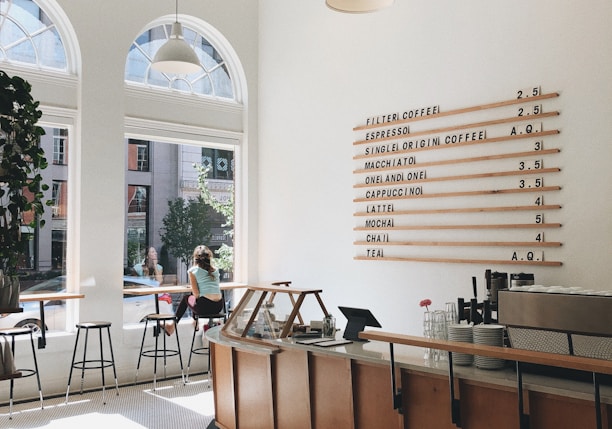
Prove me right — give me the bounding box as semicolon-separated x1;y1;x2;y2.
257;0;612;335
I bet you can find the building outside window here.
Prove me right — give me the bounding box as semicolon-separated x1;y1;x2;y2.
16;127;69;274
53;128;67;165
126;185;149;267
128;139;150;172
202;147;234;180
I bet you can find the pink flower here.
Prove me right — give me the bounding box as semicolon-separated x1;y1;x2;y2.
419;299;432;311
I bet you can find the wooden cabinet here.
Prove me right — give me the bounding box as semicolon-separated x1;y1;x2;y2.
401;371;454;429
529;392;611;429
209;332;612;429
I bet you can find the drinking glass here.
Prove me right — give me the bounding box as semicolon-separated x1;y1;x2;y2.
432;310;448;361
445;302;458;325
423;311;433;359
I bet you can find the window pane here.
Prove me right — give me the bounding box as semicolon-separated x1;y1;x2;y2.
53;128;67;165
127;185;149;268
124;140;235;323
128;139;150;172
0;0;68;69
6;126;70;335
125;23;235;100
32;28;66;70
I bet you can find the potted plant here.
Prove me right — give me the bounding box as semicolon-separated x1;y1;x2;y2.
0;70;50;309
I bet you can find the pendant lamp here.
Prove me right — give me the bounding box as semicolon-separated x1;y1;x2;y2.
326;0;394;13
151;0;201;74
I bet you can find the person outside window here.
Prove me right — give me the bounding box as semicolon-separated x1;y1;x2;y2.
132;246;163;283
132;246;171;305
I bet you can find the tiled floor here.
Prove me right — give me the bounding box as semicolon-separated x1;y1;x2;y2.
2;376;215;429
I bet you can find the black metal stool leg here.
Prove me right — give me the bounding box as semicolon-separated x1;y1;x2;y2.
98;327;106;404
174;323;185;384
27;330;44;409
161;320;167;380
8;336;15;419
65;327;82;403
186;316;199;382
106;326;119;396
207;318;214;374
79;328;89;394
135;318;149;383
153;320;160;391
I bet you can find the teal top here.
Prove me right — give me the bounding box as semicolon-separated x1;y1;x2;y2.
188;266;220;296
132;263;162;278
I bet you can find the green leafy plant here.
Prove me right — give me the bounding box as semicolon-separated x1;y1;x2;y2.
0;70;50;276
159;195;212;281
194;164;234;274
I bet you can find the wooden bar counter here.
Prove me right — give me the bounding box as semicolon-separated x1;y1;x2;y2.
207;327;612;429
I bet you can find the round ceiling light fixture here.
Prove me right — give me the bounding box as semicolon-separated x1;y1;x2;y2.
326;0;394;13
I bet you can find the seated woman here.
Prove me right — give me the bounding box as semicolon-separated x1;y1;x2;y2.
162;245;223;335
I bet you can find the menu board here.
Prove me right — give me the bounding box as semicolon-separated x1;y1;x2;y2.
353;86;563;266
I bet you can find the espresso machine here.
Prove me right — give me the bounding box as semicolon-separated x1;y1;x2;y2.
457;270;518;325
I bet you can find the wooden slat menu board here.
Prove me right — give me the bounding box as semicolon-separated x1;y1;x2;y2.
353;86;563;266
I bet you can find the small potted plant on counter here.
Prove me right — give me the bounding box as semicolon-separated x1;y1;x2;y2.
0;70;50;309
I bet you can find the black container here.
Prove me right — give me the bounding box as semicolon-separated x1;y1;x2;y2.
510;273;534;289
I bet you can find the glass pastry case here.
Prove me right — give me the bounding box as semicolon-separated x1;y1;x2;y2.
221;282;330;341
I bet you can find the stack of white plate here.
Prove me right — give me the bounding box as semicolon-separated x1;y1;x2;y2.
473;324;506;370
447;324;473;366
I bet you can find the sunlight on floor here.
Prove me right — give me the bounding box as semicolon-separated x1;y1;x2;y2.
2;377;215;429
145;380;216;416
27;412;148;429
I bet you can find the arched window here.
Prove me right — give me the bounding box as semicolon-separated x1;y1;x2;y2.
124;16;244;314
0;0;76;335
0;0;67;70
126;22;234;99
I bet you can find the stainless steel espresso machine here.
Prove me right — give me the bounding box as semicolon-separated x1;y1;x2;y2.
457;270;532;326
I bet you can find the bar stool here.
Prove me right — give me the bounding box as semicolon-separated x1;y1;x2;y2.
186;309;226;382
65;321;119;404
0;327;43;419
136;313;184;390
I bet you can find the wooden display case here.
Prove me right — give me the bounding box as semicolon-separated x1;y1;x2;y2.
221;283;329;341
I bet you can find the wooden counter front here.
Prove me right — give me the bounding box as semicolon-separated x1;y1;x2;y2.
207;328;612;429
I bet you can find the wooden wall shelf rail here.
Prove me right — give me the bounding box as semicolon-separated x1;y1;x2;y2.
354;112;560;146
354;147;559;170
354;204;562;217
353;240;562;247
354;92;561;131
354;167;560;189
353;255;562;266
353;185;561;203
359;331;610;429
354;223;561;231
354;132;560;165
